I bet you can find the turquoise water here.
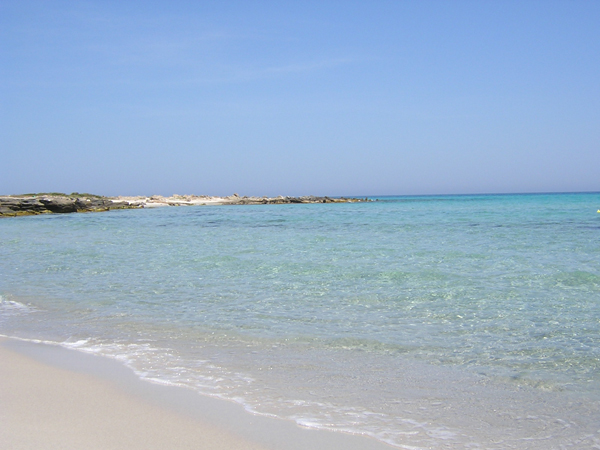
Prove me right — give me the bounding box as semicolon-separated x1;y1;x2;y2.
1;193;599;448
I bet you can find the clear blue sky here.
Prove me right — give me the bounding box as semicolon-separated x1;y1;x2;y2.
2;1;599;196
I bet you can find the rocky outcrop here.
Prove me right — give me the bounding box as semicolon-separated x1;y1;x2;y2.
1;193;371;217
116;194;371;207
224;195;367;205
0;195;136;217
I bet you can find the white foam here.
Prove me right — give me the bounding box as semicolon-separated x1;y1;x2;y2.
2;332;597;449
0;296;37;314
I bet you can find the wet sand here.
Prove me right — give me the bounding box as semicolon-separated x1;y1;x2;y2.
0;338;393;450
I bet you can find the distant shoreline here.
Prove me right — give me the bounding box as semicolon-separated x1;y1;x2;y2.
0;193;370;217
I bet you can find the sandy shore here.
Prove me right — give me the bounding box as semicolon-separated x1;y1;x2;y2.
0;339;393;450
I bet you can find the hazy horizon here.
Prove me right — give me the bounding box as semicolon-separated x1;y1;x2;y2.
3;190;600;200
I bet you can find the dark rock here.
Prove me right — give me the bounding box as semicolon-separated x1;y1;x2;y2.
39;197;78;213
0;195;140;218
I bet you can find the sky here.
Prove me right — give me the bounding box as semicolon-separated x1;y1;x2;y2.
1;1;599;197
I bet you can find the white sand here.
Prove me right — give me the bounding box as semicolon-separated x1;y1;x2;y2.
113;195;230;207
0;344;267;450
0;339;394;450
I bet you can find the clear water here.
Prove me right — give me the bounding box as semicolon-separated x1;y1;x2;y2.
1;193;599;449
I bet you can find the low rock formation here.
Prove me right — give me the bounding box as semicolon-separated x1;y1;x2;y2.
0;194;135;217
225;195;365;205
0;193;370;217
113;194;369;207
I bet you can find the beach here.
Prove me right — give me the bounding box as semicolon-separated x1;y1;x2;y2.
3;0;598;446
1;193;599;448
0;338;392;450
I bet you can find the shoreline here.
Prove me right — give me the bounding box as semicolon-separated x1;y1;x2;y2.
2;191;599;448
0;193;370;217
0;337;393;450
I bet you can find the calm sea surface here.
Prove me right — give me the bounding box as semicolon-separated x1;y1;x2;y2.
1;193;599;449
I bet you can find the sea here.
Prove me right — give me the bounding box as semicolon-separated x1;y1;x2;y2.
1;192;599;449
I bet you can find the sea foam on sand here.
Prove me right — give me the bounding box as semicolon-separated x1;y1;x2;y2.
0;338;393;450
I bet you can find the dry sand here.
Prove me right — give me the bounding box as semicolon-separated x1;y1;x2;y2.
0;343;267;450
0;339;393;450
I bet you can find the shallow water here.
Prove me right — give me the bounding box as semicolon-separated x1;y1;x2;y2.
1;193;599;448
